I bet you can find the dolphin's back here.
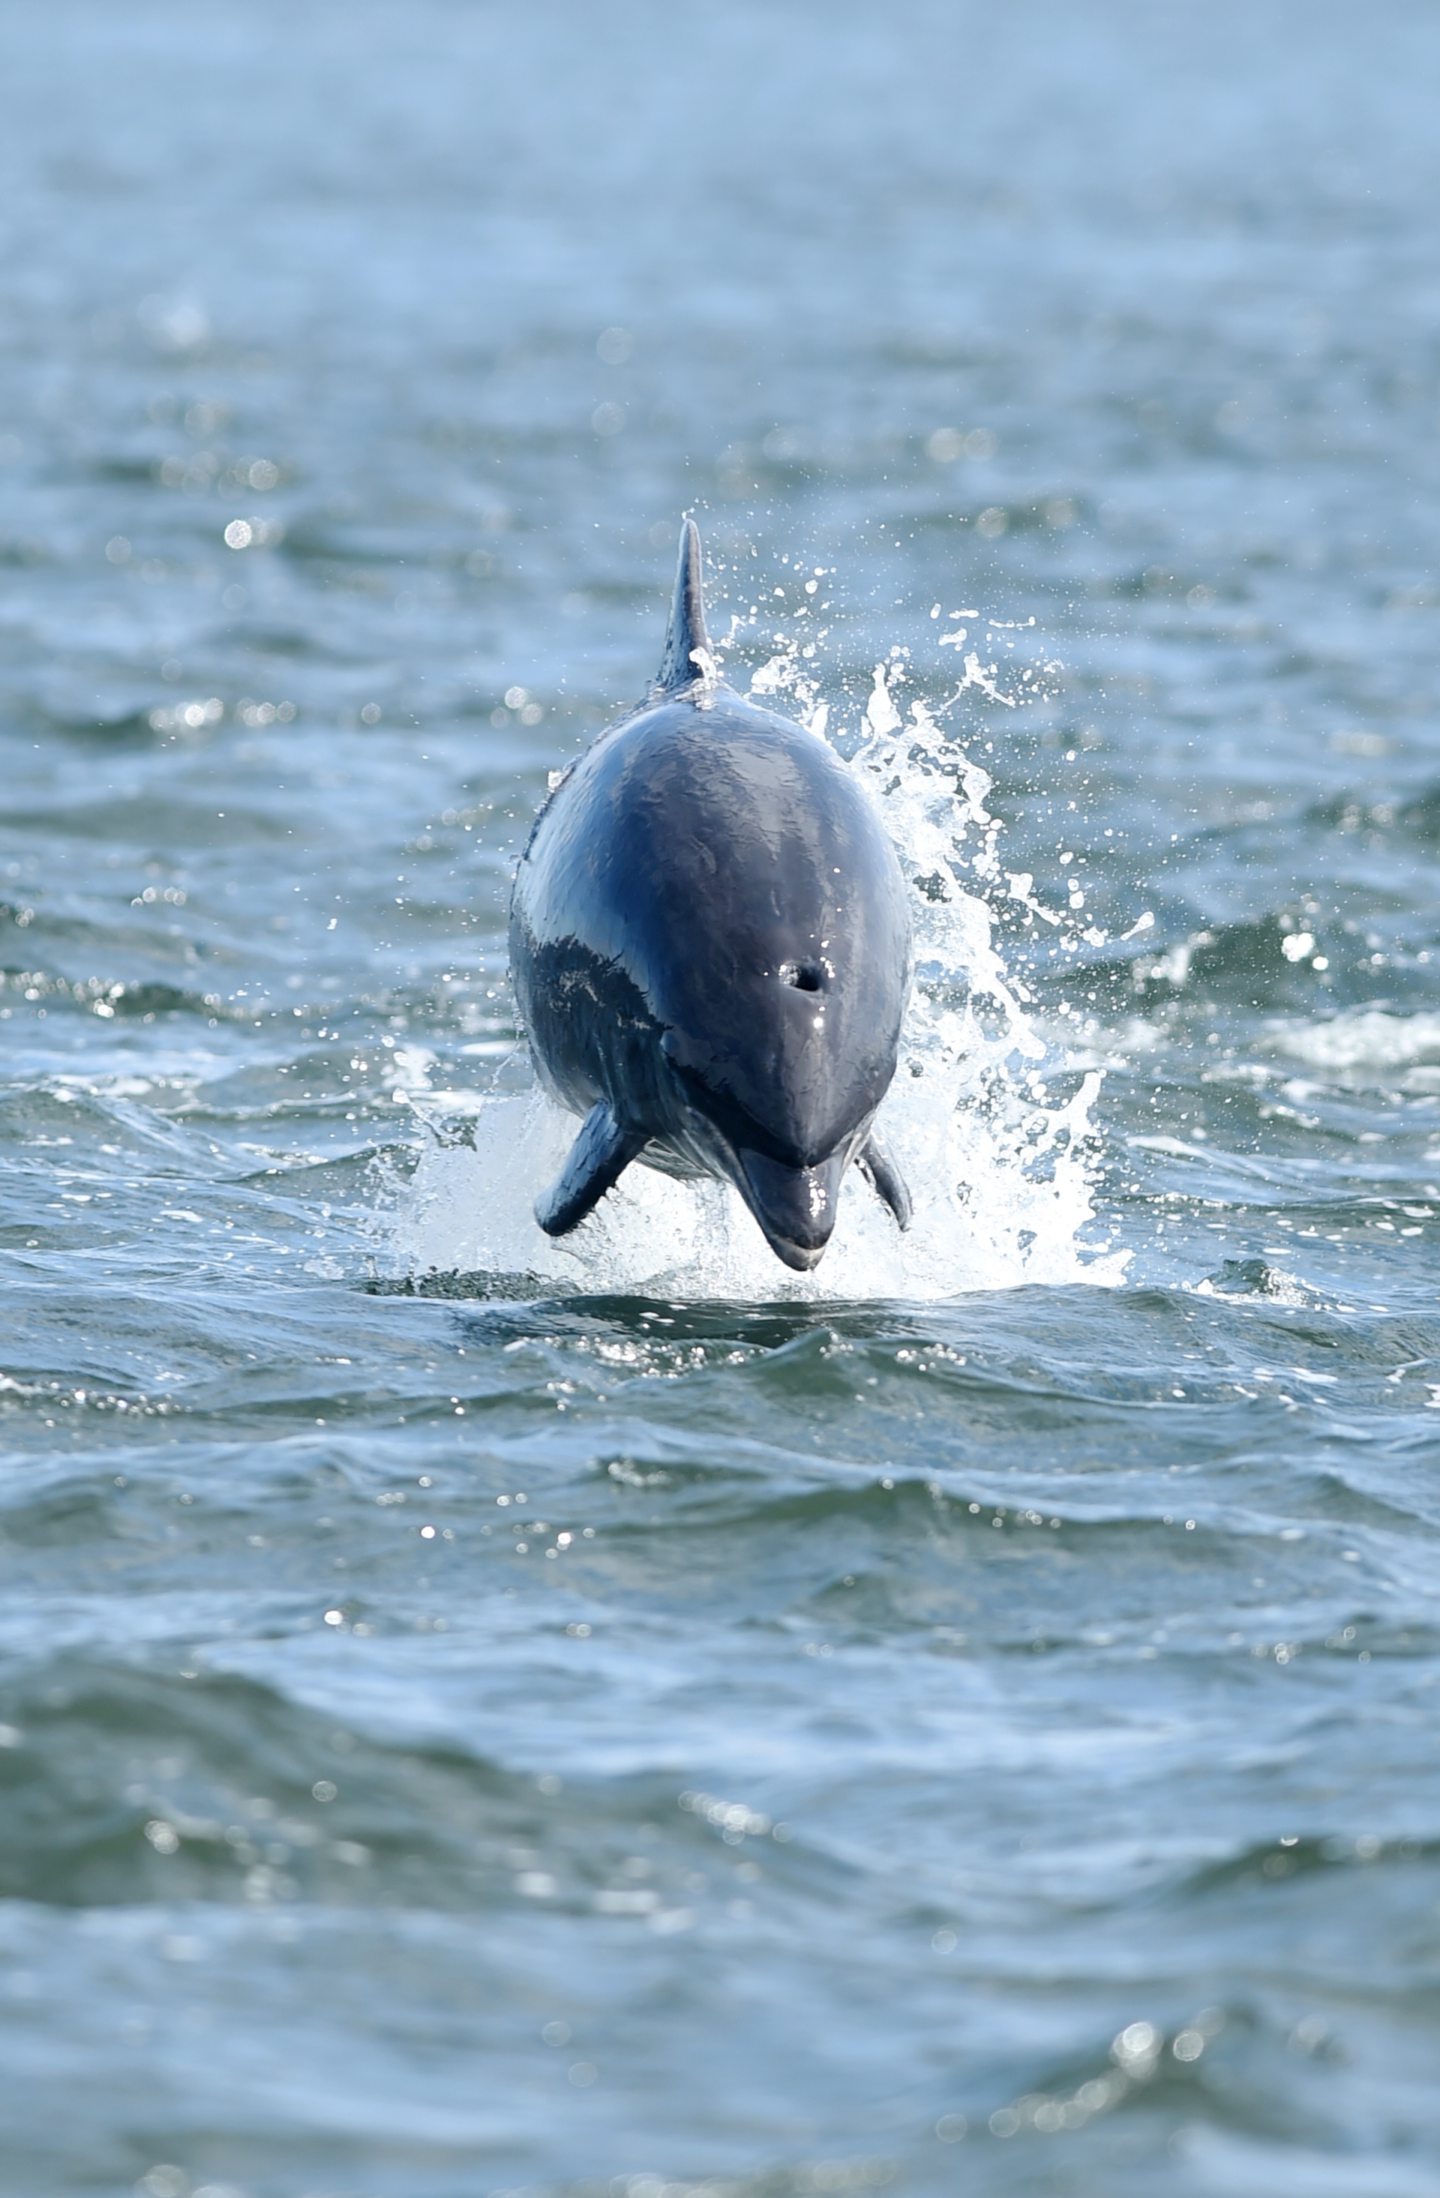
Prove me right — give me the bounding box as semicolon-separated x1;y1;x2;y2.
511;693;912;1166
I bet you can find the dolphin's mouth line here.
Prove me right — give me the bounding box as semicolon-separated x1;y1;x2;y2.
722;1140;851;1271
642;1124;838;1269
755;1231;826;1274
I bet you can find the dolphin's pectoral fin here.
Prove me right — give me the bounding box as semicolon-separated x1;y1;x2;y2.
856;1132;913;1232
535;1104;646;1237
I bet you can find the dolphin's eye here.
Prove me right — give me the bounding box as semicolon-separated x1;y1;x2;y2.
778;960;826;993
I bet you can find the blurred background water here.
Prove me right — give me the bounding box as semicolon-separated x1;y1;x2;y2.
4;3;1440;2194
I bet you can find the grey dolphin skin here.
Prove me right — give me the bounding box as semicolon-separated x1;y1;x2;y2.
508;520;914;1272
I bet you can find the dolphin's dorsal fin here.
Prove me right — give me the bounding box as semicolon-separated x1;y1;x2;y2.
655;517;715;694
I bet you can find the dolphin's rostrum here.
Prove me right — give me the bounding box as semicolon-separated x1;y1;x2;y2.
509;520;914;1271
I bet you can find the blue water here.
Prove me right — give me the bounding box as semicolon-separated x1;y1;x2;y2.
4;4;1440;2193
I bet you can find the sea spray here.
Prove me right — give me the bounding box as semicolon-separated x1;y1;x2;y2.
383;602;1124;1299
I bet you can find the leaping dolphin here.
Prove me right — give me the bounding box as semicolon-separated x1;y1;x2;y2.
508;519;913;1271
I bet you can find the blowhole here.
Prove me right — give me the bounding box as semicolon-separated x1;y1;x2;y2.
779;960;826;992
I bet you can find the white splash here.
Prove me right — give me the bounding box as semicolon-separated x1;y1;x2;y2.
384;615;1123;1300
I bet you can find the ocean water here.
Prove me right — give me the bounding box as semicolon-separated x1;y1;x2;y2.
3;3;1440;2193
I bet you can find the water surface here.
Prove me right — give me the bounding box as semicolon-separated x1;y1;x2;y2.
3;5;1440;2194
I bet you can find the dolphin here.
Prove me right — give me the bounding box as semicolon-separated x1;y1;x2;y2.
508;519;913;1271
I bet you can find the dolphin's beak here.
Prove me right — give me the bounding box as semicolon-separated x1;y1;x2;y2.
732;1148;847;1272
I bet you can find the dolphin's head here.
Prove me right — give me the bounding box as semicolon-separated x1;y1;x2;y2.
660;973;890;1270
